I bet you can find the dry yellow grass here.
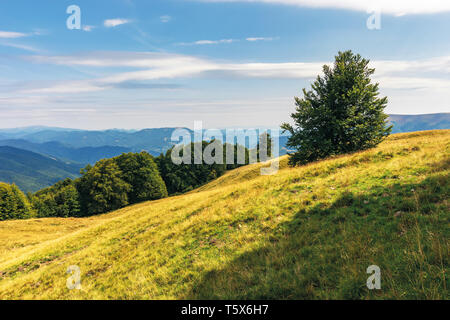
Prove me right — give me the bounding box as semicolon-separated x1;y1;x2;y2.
0;130;448;299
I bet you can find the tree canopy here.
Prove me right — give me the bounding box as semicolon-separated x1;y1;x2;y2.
32;178;80;218
30;151;168;218
155;140;252;195
0;182;33;220
282;50;392;166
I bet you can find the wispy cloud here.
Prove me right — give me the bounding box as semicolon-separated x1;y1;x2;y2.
177;39;237;46
82;25;96;32
198;0;450;15
0;31;28;38
0;42;41;53
160;15;172;23
104;18;132;27
109;81;183;90
177;36;277;46
0;30;44;38
23;52;450;94
246;37;277;42
0;30;43;52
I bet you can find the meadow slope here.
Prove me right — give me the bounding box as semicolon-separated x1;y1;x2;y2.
0;130;448;299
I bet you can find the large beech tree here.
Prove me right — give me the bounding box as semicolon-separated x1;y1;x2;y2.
282;50;392;166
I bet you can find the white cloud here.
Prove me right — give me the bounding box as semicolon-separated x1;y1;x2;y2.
82;25;95;32
246;37;276;42
199;0;450;15
160;15;172;23
374;76;450;91
0;42;41;52
177;36;278;46
104;19;132;27
0;31;28;38
23;81;103;94
23;52;450;95
178;39;237;46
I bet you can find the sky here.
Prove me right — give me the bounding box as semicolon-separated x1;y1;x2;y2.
0;0;449;130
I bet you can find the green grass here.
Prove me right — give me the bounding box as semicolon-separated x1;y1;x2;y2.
0;130;448;299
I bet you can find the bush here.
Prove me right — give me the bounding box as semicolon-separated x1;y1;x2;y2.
0;182;34;220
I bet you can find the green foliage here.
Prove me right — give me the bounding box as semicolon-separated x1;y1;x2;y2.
0;182;34;220
31;179;81;218
114;152;168;203
155;141;250;195
282;50;392;166
76;159;131;216
29;152;168;219
7;140;252;219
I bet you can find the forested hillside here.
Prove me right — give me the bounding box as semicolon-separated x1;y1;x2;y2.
0;140;253;220
0;147;82;193
0;139;131;164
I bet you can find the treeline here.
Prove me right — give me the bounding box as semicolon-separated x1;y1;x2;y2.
0;182;34;220
155;141;251;194
0;152;166;220
31;152;167;218
0;139;264;220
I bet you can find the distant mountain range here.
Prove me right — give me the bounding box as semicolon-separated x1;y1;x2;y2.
0;113;448;192
0;127;183;155
0;146;82;193
389;113;450;133
0;139;132;165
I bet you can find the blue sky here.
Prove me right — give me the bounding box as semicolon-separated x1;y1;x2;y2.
0;0;449;129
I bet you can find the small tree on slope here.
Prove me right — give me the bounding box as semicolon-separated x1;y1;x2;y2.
281;50;392;166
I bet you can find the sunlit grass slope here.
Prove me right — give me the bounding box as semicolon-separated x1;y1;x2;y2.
0;130;448;299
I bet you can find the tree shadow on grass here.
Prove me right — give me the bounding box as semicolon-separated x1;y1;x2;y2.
187;169;449;300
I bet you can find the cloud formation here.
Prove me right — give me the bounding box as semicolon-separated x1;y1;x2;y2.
0;42;41;52
160;15;172;23
246;37;276;42
177;36;277;46
104;19;132;27
177;39;237;45
0;31;27;38
82;25;95;32
199;0;450;15
23;52;450;94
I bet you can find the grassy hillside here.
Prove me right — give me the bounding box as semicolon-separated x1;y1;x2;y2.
0;130;448;299
0;147;82;193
